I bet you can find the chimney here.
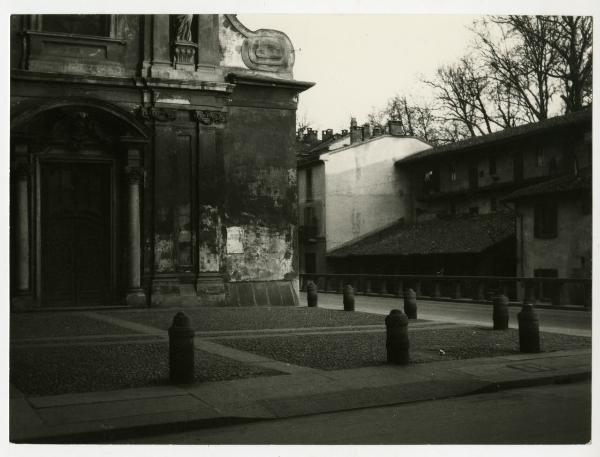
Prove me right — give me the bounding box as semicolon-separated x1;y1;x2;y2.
322;129;334;141
388;120;404;136
350;126;362;144
362;123;371;140
303;128;318;144
350;117;362;144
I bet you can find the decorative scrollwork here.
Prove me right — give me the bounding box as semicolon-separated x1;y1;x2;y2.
191;110;228;126
225;15;294;74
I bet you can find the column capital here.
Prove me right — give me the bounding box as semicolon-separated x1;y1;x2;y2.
13;162;32;179
191;109;227;126
125;166;144;184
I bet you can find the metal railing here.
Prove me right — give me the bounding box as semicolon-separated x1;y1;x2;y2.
299;273;592;309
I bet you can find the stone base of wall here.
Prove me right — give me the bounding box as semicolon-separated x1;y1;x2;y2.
224;280;299;307
149;279;297;307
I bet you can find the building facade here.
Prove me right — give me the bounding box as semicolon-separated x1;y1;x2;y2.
297;120;432;274
10;14;313;310
505;168;592;282
328;109;592;281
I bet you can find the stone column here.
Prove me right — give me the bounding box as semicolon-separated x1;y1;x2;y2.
125;166;146;307
14;163;30;294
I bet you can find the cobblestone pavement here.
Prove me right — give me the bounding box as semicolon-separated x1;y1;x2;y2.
10;306;591;396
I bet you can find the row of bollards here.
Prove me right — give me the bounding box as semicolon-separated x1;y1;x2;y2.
383;300;541;366
306;283;541;365
307;281;419;318
168;289;542;383
492;294;540;353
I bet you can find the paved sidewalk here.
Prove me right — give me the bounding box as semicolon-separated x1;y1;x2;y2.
10;347;591;443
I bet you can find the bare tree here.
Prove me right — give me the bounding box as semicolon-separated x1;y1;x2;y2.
474;16;558;123
367;109;387;133
538;16;593;112
296;111;312;134
367;15;591;147
423;56;499;137
370;95;444;144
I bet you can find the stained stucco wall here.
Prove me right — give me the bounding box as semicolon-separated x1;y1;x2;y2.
221;97;298;283
323;136;431;251
518;197;592;278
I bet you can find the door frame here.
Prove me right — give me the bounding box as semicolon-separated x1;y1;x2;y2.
36;152;118;308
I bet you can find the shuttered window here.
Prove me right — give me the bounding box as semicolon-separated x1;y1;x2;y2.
534;200;558;239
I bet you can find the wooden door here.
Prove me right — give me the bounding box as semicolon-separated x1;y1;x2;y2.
41;162;112;307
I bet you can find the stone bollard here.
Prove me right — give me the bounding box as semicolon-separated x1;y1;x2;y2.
168;311;195;384
518;303;541;353
492;294;509;330
306;280;318;307
385;309;410;365
343;284;355;311
403;288;417;319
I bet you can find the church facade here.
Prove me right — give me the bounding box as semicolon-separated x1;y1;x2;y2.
10;14;313;309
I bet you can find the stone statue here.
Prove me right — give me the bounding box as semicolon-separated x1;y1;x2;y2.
174;14;193;42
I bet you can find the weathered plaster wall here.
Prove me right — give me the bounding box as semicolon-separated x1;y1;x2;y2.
221;100;298;283
323;136;431;251
218;15;247;70
518;197;592;278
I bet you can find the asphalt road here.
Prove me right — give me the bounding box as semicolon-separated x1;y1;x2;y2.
120;380;591;444
301;292;592;337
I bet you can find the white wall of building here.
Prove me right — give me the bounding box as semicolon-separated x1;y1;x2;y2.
322;136;431;251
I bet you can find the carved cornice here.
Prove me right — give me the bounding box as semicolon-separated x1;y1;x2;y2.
138;106;177;122
191;110;227;126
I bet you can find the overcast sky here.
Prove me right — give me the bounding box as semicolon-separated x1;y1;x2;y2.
238;14;481;133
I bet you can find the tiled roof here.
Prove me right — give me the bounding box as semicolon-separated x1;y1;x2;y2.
327;212;515;258
396;108;592;165
503;168;592;201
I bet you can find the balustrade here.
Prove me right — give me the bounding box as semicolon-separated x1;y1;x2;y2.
299;273;591;309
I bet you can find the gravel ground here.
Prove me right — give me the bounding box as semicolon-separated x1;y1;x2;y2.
11;313;139;339
100;307;387;332
10;343;282;396
215;327;591;371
